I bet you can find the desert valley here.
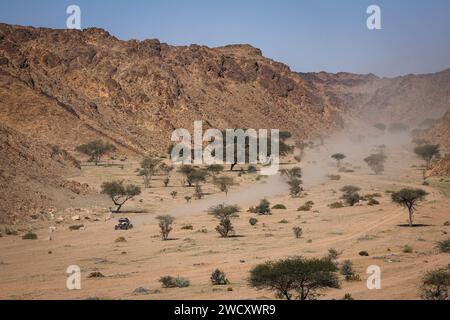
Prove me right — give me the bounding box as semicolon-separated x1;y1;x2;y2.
0;23;449;300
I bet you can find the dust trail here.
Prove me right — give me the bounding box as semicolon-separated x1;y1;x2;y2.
135;173;289;225
135;125;414;226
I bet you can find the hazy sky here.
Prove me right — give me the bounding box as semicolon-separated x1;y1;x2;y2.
1;0;449;77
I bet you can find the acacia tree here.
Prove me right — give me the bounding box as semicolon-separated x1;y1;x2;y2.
213;176;234;195
364;153;387;175
156;215;175;240
76;140;116;165
138;156;162;188
207;164;224;176
208;204;240;238
373;123;387;132
281;167;303;197
101;181;141;213
249;257;340;300
341;185;361;207
331;153;346;168
391;188;428;227
414;144;440;168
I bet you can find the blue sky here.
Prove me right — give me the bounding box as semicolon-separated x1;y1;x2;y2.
1;0;449;77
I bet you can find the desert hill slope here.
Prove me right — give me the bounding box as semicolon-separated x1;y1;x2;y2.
1;23;450;221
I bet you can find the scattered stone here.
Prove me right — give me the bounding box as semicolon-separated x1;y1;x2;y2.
133;287;151;295
71;215;81;221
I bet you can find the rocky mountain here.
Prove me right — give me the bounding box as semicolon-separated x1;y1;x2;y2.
0;23;345;157
300;69;450;124
419;108;450;151
0;123;89;223
1;23;450;221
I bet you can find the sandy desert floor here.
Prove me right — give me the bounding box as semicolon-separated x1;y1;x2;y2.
0;134;449;300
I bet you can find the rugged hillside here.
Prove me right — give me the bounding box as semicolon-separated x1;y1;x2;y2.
0;23;344;156
301;69;450;124
1;23;450;221
0;124;89;223
419;109;450;151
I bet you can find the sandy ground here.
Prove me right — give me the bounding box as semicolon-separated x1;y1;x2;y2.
0;135;449;300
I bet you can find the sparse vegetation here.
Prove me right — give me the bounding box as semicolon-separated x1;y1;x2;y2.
340;260;360;281
437;239;450;253
69;224;84;231
170;191;178;199
156;215;175;240
272;204;287;210
391;188;428;227
22;231;37;240
208;204;240;238
414;144;440;168
211;269;230;285
420;269;450;300
194;184;204;199
359;251;369;257
159;276;190;288
388;122;409;134
138;156;162;188
213;176;234;195
249;218;258;226
327;174;341;181
207;164;224;175
328;201;344;209
248;257;339;300
374;123;387;131
341;185;361;207
331;153;346;168
298;201;314;211
76;140;116;165
249;199;271;215
364;153;387;175
281;167;303;197
402;245;414;253
101;180;141;213
293;227;303;238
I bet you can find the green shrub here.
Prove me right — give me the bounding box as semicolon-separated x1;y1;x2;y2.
328;174;341;181
437;239;450;253
115;236;127;243
298;201;314;211
3;227;18;236
367;198;380;206
272;204;287;210
181;225;194;230
22;231;38;240
248;165;257;173
249;218;258;226
328;248;340;261
159;276;190;288
279;219;289;224
69;224;84;231
420;269;450;300
359;251;369;257
293;227;303;238
250;199;271;215
211;269;229;285
328;202;344;209
342;293;354;300
403;245;414;253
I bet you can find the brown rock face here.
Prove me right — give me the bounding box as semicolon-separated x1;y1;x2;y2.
300;70;450;124
0;124;81;223
1;23;450;221
0;24;343;156
417;109;450;151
